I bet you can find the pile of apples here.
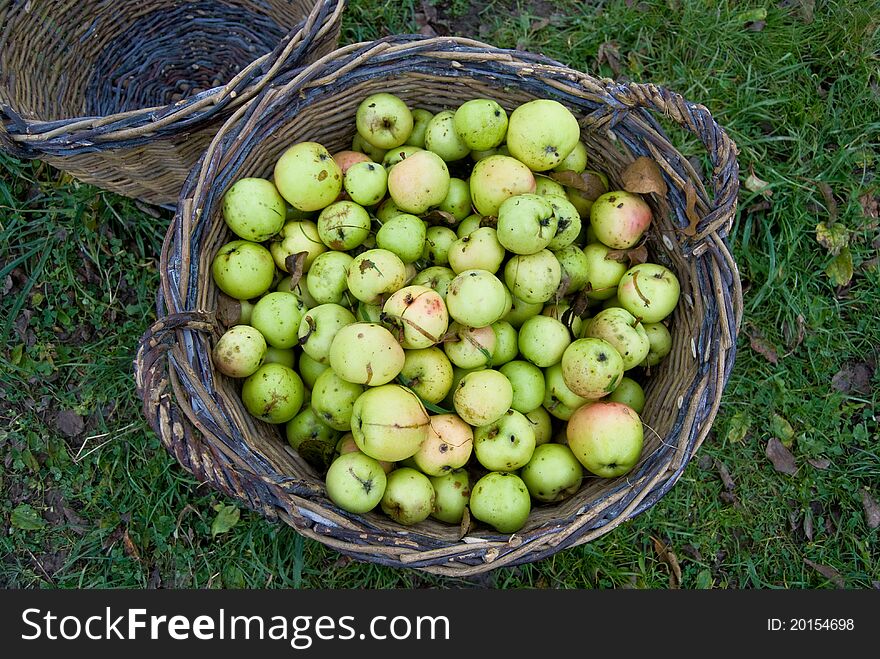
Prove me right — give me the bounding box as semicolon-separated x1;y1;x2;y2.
209;92;680;534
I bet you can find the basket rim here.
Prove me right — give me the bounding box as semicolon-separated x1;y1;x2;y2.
0;0;347;158
135;33;744;576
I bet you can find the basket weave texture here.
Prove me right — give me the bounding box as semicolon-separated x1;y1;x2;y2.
135;35;743;576
0;0;346;206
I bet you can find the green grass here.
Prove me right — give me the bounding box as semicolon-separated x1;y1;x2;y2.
1;0;878;589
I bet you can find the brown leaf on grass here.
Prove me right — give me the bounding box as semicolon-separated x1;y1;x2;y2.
859;192;879;219
831;361;875;395
216;293;243;327
807;457;831;470
816;181;839;225
55;410;84;438
803;558;845;588
549;171;607;200
715;460;736;491
651;536;682;588
744;324;778;365
803;507;814;541
744;166;773;197
682;182;701;236
414;0;439;36
766;437;797;475
862;490;880;529
621;157;668;196
782;314;806;356
148;565;163;589
123;529;142;562
597;41;622;77
285;251;307;290
746;20;766;31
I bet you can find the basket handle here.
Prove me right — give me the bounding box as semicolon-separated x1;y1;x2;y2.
605;80;740;242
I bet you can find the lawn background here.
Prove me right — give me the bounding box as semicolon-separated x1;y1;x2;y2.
1;0;878;589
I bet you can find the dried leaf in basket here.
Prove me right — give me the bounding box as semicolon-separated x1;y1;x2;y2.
285;251;308;289
682;182;701;236
605;244;649;268
217;293;244;327
621;157;668;196
550;171;607;201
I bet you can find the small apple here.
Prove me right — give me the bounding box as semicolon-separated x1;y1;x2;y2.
542;301;583;338
329;322;405;386
503;249;562;304
545;194;582;251
213;325;267;378
542;362;591;421
375;197;405;223
343;161;388;207
250;291;307;349
286;406;340;469
496;193;557;255
316;200;372;251
525;406;553;445
590;190;652;249
642;321;673;367
350;384;430;462
552;141;588;173
455;213;483;238
306;250;354;305
222;177;286;242
553;244;591;297
355;93;414;149
382;285;449;349
566;401;644;478
297;303;356;365
534;176;567;198
583;242;628;300
469;155;537;217
422;226;458;266
506;99;580;171
351;132;387;163
325;451;387;514
270;220;327;273
453;98;508;151
452;369;513;427
607;376;646;414
346;248;407;304
241;363;305;424
443;322;496;369
503;294;544;329
561;338;625;399
518;314;572;368
499;360;545;413
469;472;531;534
387;150;451;214
274;142;343;212
310;368;365;431
411;265;456;300
520;443;583;502
398;346;454;405
382;145;424;169
473;409;537;472
445;269;509;328
413;414;474;476
211;240;275;300
380;467;436;525
583;307;651;371
430;469;471;524
424;110;471;162
489;320;519;367
297;352;329;389
405;108;434;148
447;227;506;274
375;214;427;263
617;263;681;323
438;177;474;222
262;345;296;369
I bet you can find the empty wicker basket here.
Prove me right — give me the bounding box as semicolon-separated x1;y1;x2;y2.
135;35;743;576
0;0;346;206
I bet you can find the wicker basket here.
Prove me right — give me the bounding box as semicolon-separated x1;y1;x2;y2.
134;35;743;577
0;0;345;206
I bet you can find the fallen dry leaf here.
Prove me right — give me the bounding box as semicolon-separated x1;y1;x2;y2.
651;536;682;589
831;361;875;395
807;457;831;470
285;251;307;290
715;459;736;491
458;506;474;540
744;166;773;197
859;191;879;219
549;171;607;200
597;41;622;77
816;181;839;225
216;294;244;327
766;437;797;475
803;558;845;588
621;157;668;196
803;507;814;541
862;490;880;529
682;182;701;236
604;244;649;268
782;314;806;356
55;410;84;438
745;324;779;365
422;209;458;227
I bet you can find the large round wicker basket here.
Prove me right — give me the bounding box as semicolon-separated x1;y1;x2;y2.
134;35;743;577
0;0;345;206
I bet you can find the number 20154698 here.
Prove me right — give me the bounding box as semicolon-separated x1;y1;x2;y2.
767;619;854;631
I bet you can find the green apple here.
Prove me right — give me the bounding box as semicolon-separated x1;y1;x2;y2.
642;321;673;366
329;322;405;386
286;406;340;466
355;93;414;149
455;213;483;238
375;214;427;263
503;249;562;304
250;291;307;349
542;301;583;338
617;263;681;323
554;244;591;296
525;406;553;445
310;368;365;431
443;323;496;369
447;227;505;274
387;150;451;214
590;190;653;249
490;320;519;366
506;99;580;171
583;307;651;371
375;197;405;222
424;110;470;162
350;384;430;462
306;251;354;305
343;161;388;208
438;177;473;222
545;194;582;251
382;145;424;169
520;443;583;502
561;338;625;399
445;269;509;327
411;265;456;300
274;142;343;212
534;175;567;198
543;362;591;421
469;472;531;534
270;220;327;273
469;155;536;216
405;108;434;148
222;177;286;242
398;347;454;405
380;467;435;525
607;376;645;414
352;132;387;163
552;141;588;173
517;314;572;368
211;240;275;300
346;248;407;304
262;345;296;369
473;409;537;472
241;363;305;424
452;369;513;427
453;98;508;151
213;325;267;378
382;285;449;349
297;352;329;390
422;226;458;266
503;294;544;329
499;360;545;413
583;242;628;300
429;469;471;524
297;303;355;365
412;413;473;476
496;193;557;255
566;401;644;478
325;451;387;514
316;200;371;251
